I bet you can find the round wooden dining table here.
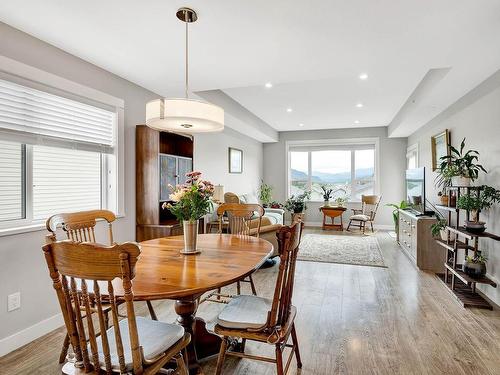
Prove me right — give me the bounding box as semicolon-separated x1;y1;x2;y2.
116;234;273;374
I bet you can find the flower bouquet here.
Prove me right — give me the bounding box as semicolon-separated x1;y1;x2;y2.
162;171;214;253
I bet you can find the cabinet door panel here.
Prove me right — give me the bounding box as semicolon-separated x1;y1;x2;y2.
177;158;193;185
160;155;177;200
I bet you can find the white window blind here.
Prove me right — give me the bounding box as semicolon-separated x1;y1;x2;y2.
0;78;115;151
32;145;101;220
0;140;24;221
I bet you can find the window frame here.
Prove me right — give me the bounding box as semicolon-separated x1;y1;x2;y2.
286;138;380;203
0;57;124;236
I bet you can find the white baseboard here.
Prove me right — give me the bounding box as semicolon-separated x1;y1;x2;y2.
0;313;64;357
302;221;393;230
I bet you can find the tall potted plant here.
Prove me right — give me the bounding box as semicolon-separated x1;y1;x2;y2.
163;171;214;254
258;180;273;207
438;138;487;186
386;200;408;235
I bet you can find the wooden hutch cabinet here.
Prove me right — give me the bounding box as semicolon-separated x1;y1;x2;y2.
135;125;195;241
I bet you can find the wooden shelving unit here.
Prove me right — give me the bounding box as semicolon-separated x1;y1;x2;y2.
435;185;498;310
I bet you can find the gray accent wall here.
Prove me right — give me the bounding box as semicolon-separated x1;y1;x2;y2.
263;127;407;227
407;69;500;306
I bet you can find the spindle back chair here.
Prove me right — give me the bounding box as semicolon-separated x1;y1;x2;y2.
42;240;189;374
347;195;382;233
214;221;304;375
46;209;116;244
202;204;264;304
46;209;157;364
217;203;265;237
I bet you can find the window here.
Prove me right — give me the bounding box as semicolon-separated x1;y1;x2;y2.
0;77;118;230
288;140;377;202
0;140;24;222
407;144;418;169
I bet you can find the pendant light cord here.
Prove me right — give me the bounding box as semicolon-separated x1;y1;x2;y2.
185;9;189;99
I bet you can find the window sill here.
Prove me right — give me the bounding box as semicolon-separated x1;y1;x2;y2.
0;214;126;238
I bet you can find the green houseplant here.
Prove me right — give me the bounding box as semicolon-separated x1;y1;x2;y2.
321;186;333;206
385;200;408;234
438;138;487;186
463;254;487;278
456;185;500;232
258;180;273;207
284;191;311;214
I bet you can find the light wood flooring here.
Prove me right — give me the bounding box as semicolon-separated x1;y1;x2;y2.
1;229;500;374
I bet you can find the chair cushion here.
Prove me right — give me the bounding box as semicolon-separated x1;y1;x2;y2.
350;214;370;221
92;316;184;371
217;295;272;330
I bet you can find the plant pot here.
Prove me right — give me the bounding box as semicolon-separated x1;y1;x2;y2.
463;259;486;278
181;220;200;254
452;176;471;186
449;193;457;207
439;229;456;241
323;200;330;207
464;220;486;233
439;195;449;206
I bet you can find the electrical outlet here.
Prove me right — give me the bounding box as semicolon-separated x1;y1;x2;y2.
8;292;21;312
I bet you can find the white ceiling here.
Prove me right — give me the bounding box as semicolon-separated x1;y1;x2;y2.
1;0;500;137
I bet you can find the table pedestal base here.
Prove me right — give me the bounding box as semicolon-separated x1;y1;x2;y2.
175;299;222;374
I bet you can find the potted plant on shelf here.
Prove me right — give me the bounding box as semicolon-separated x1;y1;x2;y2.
438;138;487;186
463;254;487;278
163;171;214;254
258;180;273;208
284;191;311;222
269;201;283;209
435;164;459;205
456;185;500;233
321;186;333;206
334;196;347;207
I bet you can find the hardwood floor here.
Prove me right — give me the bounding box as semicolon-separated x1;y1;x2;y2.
1;229;500;374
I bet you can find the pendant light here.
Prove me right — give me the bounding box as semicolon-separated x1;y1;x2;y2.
146;7;224;133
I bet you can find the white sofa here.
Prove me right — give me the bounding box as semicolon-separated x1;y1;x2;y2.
238;193;285;225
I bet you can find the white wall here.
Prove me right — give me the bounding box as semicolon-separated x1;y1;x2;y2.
407;69;500;306
0;22;264;354
194;127;263;196
263;127;407;227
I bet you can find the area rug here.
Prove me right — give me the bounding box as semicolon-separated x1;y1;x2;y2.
298;234;387;268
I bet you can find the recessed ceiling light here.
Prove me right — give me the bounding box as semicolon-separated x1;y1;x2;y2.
299;123;304;127
359;73;368;80
356;103;364;108
265;82;273;88
286;108;293;112
354;120;360;124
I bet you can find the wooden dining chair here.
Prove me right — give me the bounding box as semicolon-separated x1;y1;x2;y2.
46;210;157;363
347;195;382;234
202;203;264;304
42;240;190;375
214;221;304;375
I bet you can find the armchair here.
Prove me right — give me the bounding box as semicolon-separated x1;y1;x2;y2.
347;195;381;234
